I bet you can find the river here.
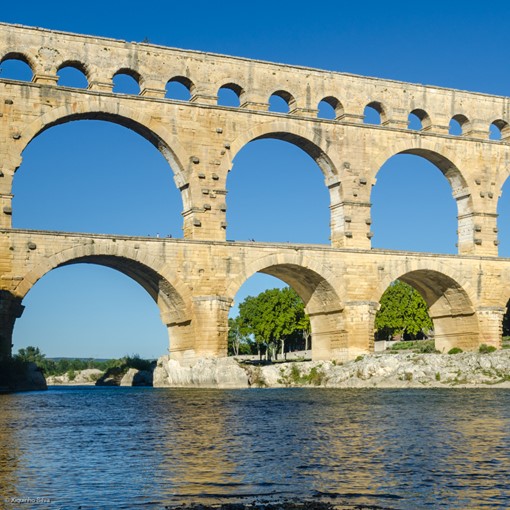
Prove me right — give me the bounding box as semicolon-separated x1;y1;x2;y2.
0;387;509;509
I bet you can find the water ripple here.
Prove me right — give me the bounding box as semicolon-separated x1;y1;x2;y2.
0;387;510;509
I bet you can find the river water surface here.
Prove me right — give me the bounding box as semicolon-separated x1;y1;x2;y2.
0;387;509;509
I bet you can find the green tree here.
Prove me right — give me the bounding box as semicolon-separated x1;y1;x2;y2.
228;316;253;355
237;287;309;360
375;280;433;340
297;313;311;351
15;346;46;365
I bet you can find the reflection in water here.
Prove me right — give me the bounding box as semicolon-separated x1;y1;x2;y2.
159;390;242;500
0;396;22;501
0;387;510;509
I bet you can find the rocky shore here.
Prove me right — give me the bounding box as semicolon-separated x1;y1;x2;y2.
154;350;510;389
41;350;510;390
46;367;153;387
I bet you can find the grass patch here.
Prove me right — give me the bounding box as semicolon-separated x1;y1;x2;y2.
448;347;463;354
278;364;327;387
389;339;437;353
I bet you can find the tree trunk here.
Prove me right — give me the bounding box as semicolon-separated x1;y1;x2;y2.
303;331;310;351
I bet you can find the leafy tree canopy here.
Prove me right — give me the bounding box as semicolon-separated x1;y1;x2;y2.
16;346;46;365
236;286;310;358
375;280;433;340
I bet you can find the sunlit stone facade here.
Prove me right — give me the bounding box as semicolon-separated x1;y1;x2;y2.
1;23;510;362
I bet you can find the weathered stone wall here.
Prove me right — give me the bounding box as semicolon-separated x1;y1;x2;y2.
1;229;508;361
1;23;510;362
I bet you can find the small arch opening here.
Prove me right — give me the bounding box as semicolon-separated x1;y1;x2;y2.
113;70;141;95
217;83;242;107
364;101;384;125
57;63;88;88
0;54;33;81
408;112;422;130
449;114;470;136
408;109;430;131
490;119;510;141
165;76;193;101
318;96;342;120
269;90;295;113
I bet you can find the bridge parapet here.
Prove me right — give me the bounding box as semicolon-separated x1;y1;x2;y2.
1;23;510;141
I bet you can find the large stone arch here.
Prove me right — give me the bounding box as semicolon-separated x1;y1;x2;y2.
16;100;191;191
229;119;340;181
370;140;470;199
368;138;474;254
376;264;479;352
13;243;194;357
228;120;342;246
227;252;346;360
16;243;192;323
370;140;473;217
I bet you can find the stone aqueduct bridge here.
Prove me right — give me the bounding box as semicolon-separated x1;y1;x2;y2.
1;23;510;362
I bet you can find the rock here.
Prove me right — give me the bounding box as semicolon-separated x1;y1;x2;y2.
146;351;510;389
22;362;47;391
46;368;103;385
1;362;48;392
154;356;249;388
95;366;125;386
120;368;153;386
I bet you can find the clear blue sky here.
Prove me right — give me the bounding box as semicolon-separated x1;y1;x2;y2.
3;1;510;358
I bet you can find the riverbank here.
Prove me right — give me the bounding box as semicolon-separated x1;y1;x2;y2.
46;367;153;386
154;350;510;389
0;360;47;392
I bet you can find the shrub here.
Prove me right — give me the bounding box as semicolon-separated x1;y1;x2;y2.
278;364;326;387
418;342;438;353
304;366;326;386
124;354;152;371
355;355;364;362
479;344;497;354
435;372;441;381
249;366;267;387
390;339;437;353
448;347;463;354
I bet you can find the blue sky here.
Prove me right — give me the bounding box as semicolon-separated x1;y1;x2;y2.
3;1;510;358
